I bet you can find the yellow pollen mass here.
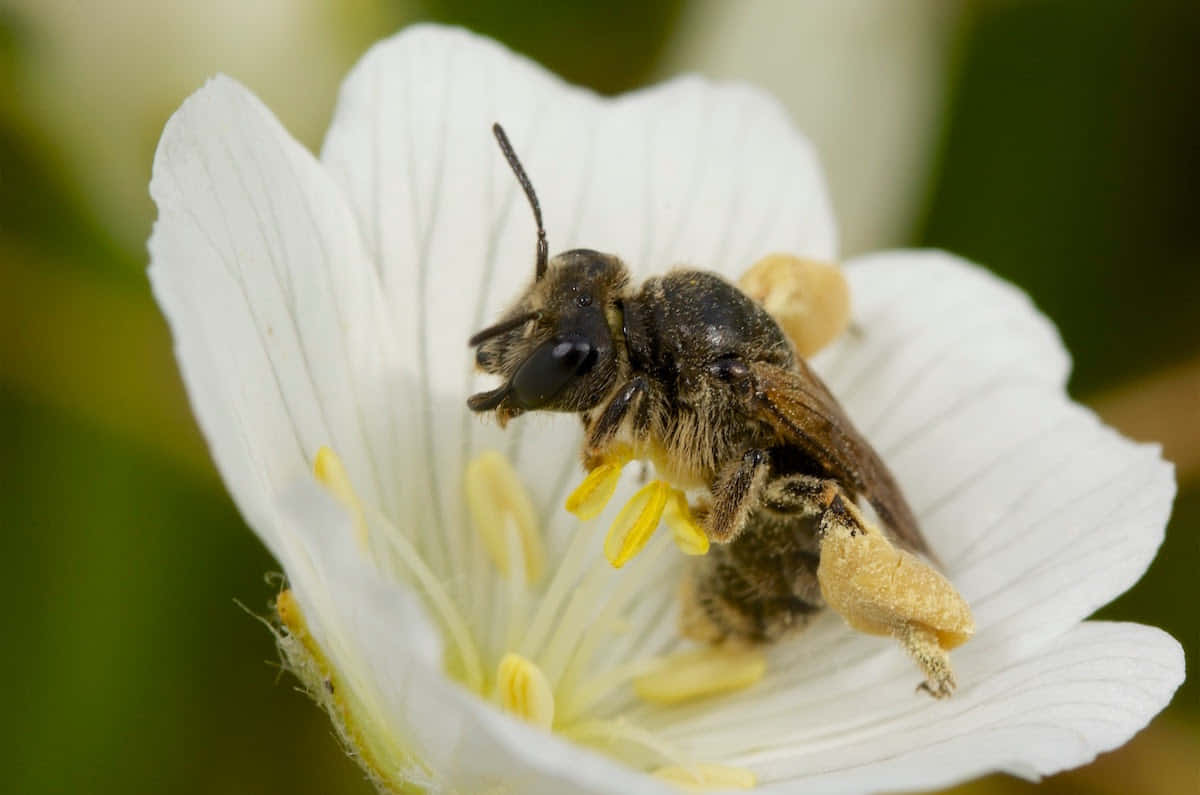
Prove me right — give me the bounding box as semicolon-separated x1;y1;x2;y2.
465;450;546;583
816;500;974;697
313;446;368;551
604;480;671;568
565;461;625;519
739;253;850;358
634;647;766;706
654;763;757;792
496;652;555;729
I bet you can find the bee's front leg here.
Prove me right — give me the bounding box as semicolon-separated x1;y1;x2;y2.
582;376;650;468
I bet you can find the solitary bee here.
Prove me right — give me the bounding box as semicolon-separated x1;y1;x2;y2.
469;124;973;697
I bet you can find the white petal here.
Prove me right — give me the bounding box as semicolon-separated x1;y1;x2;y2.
635;619;1181;790
276;482;672;795
814;251;1172;656
148;75;405;556
813;249;1071;439
318;24;837;577
739;622;1183;792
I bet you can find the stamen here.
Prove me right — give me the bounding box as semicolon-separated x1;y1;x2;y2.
358;502;485;694
565;461;625;519
518;515;603;660
561;717;689;767
538;561;621;685
663;489;709;556
313;446;368;551
465;450;545;583
605;480;671;568
557;656;660;724
654;764;756;792
309;449;485;691
502;515;531;654
555;538;674;721
634;647;766;706
496;652;555;729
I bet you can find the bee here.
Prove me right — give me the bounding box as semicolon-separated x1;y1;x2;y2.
469;124;973;697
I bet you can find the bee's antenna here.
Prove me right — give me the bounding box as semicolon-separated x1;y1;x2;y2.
467;310;539;347
492;123;548;281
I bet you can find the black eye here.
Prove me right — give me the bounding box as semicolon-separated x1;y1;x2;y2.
575;294;593;308
509;337;595;409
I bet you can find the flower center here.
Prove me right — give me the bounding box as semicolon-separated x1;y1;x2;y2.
300;445;761;790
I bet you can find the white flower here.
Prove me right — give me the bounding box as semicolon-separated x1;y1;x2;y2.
148;24;1183;794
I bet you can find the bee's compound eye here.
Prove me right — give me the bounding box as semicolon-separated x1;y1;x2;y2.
706;356;750;383
510;337;595;409
575;293;593;308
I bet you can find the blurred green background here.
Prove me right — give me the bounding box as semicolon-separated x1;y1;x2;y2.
1;0;1196;792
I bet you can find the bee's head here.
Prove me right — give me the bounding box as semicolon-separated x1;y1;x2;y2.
466;124;629;425
468;249;629;424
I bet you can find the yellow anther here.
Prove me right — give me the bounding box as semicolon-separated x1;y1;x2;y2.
565;461;624;519
663;490;709;556
604;480;671;568
654;764;756;792
495;652;555;729
465;451;545;584
634;647;766;706
313;446;368;551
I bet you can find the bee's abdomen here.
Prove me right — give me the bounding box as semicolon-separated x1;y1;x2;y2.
681;511;825;644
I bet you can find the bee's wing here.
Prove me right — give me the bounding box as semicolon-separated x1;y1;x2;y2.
750;361;931;558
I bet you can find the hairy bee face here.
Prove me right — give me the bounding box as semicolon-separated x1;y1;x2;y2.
469;249;631;422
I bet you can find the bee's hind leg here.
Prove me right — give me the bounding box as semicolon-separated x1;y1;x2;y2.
814;485;971;698
895;623;956;699
759;472;840;519
707;456;844;544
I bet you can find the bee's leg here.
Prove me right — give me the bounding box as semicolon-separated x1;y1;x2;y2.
583;377;649;466
895;623;956;699
760;472;840;519
815;490;967;698
705;449;771;543
751;473;967;697
759;472;841;606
